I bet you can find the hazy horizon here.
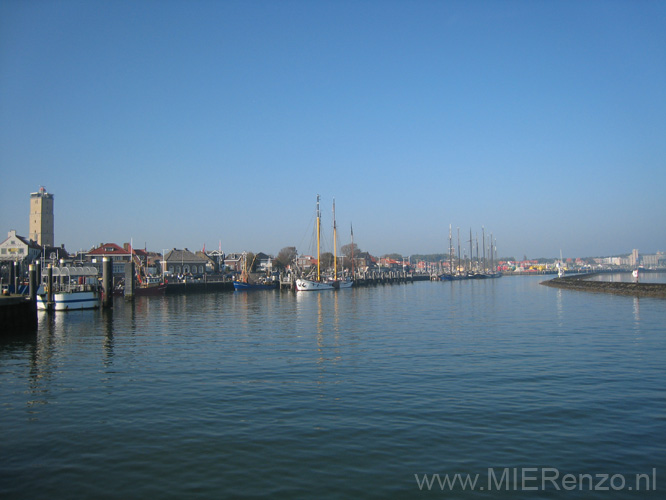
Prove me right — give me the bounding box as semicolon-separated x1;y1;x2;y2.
2;2;664;260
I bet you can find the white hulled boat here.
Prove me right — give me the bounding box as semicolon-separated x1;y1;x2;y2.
296;195;335;291
37;266;101;311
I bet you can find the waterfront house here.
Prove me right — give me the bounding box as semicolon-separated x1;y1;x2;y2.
0;230;43;284
163;248;209;276
195;251;217;274
206;250;225;273
0;230;42;265
88;242;148;275
224;253;244;272
352;252;377;273
296;255;317;271
88;243;131;262
255;252;273;272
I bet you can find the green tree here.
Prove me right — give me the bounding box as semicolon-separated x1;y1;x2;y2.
340;243;360;258
275;246;297;270
319;252;334;270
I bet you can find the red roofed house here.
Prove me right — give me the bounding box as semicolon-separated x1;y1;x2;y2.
87;243;148;274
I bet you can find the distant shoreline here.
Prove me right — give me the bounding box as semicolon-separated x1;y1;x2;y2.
540;273;666;298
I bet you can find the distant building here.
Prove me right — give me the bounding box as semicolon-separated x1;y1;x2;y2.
0;230;42;263
629;249;639;267
88;243;133;262
164;248;208;276
195;251;217;273
296;255;317;269
206;250;225;273
351;252;376;272
87;242;148;274
29;186;54;247
255;252;273;271
641;253;664;269
224;253;244;272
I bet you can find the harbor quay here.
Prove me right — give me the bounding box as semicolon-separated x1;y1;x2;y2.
0;268;434;338
541;273;666;298
164;270;431;294
0;268;430;331
0;295;37;333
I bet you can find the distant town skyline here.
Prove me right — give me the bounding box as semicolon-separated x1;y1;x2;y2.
1;2;664;259
2;185;661;262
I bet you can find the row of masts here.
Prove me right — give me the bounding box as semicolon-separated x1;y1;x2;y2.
314;197;497;277
313;195;353;282
448;224;498;275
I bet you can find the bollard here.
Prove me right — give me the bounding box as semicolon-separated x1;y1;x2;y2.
59;259;65;288
36;260;42;287
102;257;113;309
29;264;37;303
124;261;135;300
47;264;54;310
10;261;16;294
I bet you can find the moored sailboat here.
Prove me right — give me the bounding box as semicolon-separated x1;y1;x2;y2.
296;195;335;291
327;198;353;289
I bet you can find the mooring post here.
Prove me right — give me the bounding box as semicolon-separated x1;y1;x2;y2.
12;261;17;294
36;260;41;287
29;264;37;303
102;257;113;309
124;261;135;300
47;264;54;309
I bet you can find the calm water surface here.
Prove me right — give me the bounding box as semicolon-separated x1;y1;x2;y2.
589;271;666;284
1;276;665;499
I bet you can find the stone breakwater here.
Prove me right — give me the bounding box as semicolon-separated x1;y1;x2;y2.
541;274;666;298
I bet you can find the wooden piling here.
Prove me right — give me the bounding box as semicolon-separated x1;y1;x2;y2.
124;261;135;300
11;261;17;293
102;257;113;308
46;264;54;310
29;264;37;303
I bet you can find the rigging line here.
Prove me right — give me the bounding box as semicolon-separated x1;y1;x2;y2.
296;211;316;256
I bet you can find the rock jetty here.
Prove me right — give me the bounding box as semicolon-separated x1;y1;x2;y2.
541;274;666;298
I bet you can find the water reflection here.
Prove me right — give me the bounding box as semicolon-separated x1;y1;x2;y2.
556;288;563;327
102;307;114;367
590;271;666;284
24;313;60;416
633;297;640;330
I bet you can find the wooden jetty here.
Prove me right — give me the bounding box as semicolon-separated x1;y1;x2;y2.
165;278;234;294
279;271;429;290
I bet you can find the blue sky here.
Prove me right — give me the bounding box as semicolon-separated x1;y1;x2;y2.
1;0;664;259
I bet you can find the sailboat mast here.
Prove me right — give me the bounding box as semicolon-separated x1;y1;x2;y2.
457;227;461;276
316;194;321;282
469;228;473;273
476;234;479;272
351;223;355;279
333;198;337;281
449;224;453;275
482;226;486;273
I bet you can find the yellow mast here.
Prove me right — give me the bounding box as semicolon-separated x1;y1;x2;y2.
333;198;337;281
316;194;321;282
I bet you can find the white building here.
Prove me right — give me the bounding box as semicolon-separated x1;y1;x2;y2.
0;230;42;263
